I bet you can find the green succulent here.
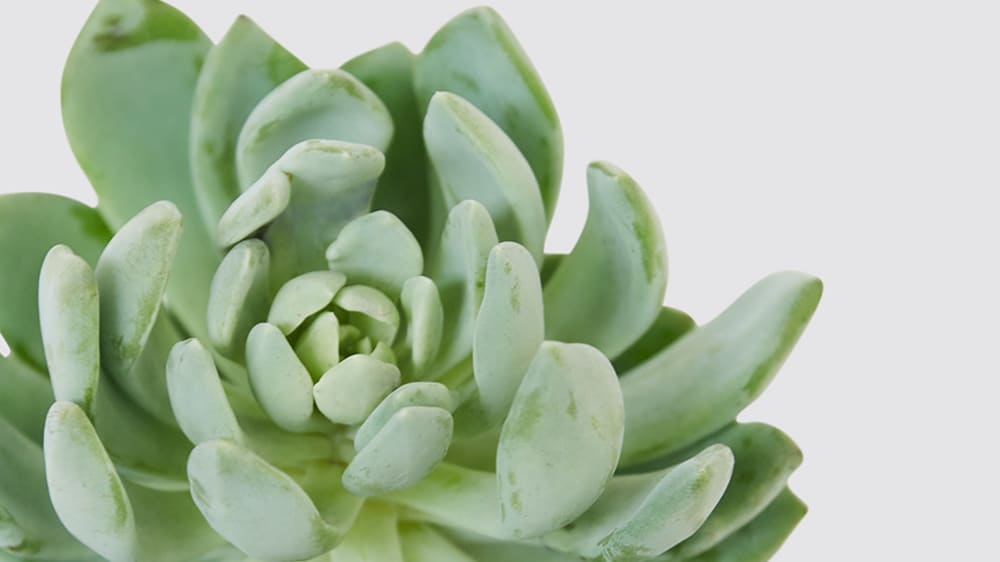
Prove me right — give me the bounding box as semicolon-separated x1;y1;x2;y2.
0;1;822;561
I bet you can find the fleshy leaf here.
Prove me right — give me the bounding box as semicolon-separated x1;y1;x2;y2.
190;15;307;228
62;0;218;340
44;401;138;562
245;323;317;432
343;406;453;495
326;211;424;298
333;285;400;345
313;354;401;425
294;312;341;380
95;201;181;379
166;339;244;445
0;194;110;371
473;242;544;426
343;43;433;247
187;440;340;561
207;239;271;358
398;276;444;376
354;382;454;451
215;170;291;248
326;502;403;562
0;415;88;560
399;523;475;562
38;246;100;415
680;489;806;562
427;201;498;374
0;355;52;444
497;342;624;538
236;68;393;188
612;307;696;375
268;271;347;335
387;463;504;539
415;7;563;221
544;445;734;561
543;162;667;359
619;271;823;465
424;92;547;263
125;482;231;562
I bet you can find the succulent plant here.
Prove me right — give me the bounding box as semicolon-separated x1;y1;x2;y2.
0;1;822;561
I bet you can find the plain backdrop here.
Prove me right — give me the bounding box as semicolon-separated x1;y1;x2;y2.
1;1;998;560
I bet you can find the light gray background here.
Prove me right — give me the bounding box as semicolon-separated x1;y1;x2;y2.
1;1;998;560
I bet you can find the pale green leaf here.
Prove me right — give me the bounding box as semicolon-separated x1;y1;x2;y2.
354;382;454;451
326;211;423;298
497;342;624;538
386;463;503;539
188;440;340;562
398;523;475;562
38;246;100;415
313;354;400;425
166;339;244;445
44;401;137;562
215;170;291;249
325;502;402;562
398;276;443;377
245;323;317;432
191;15;306;228
619;272;823;465
612;307;695;375
62;0;218;340
294;312;341;380
207;239;271;358
543;162;667;359
0;354;52;444
333;285;400;345
424;92;546;263
268;271;347;335
415;7;563;221
126;483;231;562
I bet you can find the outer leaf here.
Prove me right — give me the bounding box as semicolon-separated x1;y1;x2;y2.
619;272;823;466
38;246;100;415
190;15;307;228
325;211;424;298
612;307;696;375
166;339;244;445
343;406;453;496
0;194;110;371
387;463;504;539
424;92;547;263
498;342;624;538
0;415;87;560
543;162;667;359
679;489;806;562
0;354;52;444
236;69;392;187
452;537;588;562
62;0;218;340
326;502;403;562
187;440;340;562
343;43;433;247
473;242;544;426
415;7;563;221
43;402;137;562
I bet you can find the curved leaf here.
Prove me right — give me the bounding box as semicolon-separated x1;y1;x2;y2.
325;211;423;298
245;323;317;433
0;194;110;371
166;339;244;446
498;342;624;538
387;463;504;539
619;271;822;466
424;92;547;263
354;382;454;451
612;307;695;375
190;15;306;228
333;285;401;345
415;7;563;221
543;162;667;359
398;276;444;377
62;0;218;340
207;239;271;358
267;271;347;335
0;355;52;444
398;523;475;562
680;489;806;562
313;354;401;426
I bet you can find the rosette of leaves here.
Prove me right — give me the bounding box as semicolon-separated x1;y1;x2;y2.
0;1;822;561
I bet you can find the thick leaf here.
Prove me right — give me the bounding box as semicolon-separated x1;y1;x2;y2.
415;7;563;221
166;339;244;445
268;271;347;335
343;406;453;496
473;242;544;426
398;523;475;562
497;342;624;538
387;463;504;539
0;415;87;560
188;440;340;562
38;246;100;415
62;0;218;340
326;502;403;562
190;15;306;228
0;354;52;444
680;489;806;562
44;402;137;562
354;382;454;451
294;312;341;380
619;272;823;465
427;201;498;374
236;68;392;187
543;162;667;359
313;354;400;426
543;445;733;561
125;483;230;562
326;211;424;298
333;286;400;345
343;43;433;247
612;307;695;374
0;194;110;370
424;92;547;263
397;276;443;377
245;323;317;432
207;239;271;358
95;201;180;380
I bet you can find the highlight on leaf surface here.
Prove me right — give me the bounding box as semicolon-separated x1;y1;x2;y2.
0;1;822;561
